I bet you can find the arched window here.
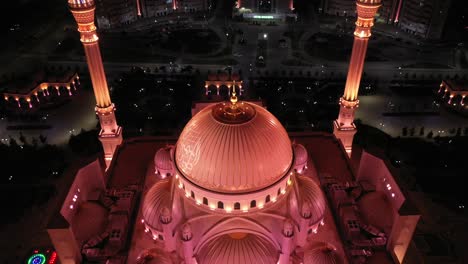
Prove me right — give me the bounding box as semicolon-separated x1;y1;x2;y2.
234;202;240;210
250;200;256;208
266;195;270;203
218;201;224;209
277;188;281;195
158;234;164;240
203;197;208;205
191;191;195;199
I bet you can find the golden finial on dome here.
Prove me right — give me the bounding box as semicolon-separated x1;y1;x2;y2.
230;81;238;107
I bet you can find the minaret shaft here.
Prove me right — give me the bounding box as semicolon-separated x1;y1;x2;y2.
83;42;112;108
343;38;369;102
334;0;381;156
69;1;122;167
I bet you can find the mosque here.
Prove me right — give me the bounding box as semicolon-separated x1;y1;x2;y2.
46;0;420;263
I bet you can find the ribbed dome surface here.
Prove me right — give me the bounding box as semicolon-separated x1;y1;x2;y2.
304;247;342;264
296;176;326;225
197;234;278;264
175;102;293;193
142;179;172;229
154;147;173;171
293;143;308;166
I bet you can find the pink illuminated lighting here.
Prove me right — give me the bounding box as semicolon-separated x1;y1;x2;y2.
394;0;403;23
136;0;142;16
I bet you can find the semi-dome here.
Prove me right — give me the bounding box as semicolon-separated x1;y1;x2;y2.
296;175;326;225
304;246;342;264
293;143;308;172
154;146;174;177
142;179;172;230
197;234;279;264
175;101;293;193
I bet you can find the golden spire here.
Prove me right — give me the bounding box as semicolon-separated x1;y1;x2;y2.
230;81;238;107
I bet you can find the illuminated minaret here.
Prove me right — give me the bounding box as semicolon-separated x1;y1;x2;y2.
334;0;381;156
68;0;122;168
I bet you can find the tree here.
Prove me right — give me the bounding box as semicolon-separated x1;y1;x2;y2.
31;137;38;148
402;127;408;136
427;131;433;139
19;132;27;145
39;134;47;144
9;137;18;147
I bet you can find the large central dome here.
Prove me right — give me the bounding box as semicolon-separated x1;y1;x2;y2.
175;101;293;193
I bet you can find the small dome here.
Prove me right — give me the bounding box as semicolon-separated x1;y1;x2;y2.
293;143;308;167
207;73;217;81
296;176;326;225
142;179;172;230
304;246;342;264
154;147;174;176
197;234;278;264
218;72;229;81
175;102;293;193
136;248;173;264
231;72;241;81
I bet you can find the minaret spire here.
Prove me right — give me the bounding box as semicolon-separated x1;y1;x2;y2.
230;81;238;107
68;0;122;168
334;0;381;156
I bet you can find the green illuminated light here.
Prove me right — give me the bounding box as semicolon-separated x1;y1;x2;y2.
28;254;46;264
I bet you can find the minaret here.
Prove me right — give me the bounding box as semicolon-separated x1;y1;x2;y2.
68;0;122;168
334;0;381;156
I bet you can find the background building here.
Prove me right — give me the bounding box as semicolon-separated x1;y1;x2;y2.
96;0;138;29
323;0;452;39
397;0;451;39
324;0;356;17
96;0;210;29
240;0;292;13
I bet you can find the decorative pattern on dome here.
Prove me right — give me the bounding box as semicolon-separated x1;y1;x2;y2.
142;179;172;230
175;102;293;193
304;246;342;264
197;234;278;264
296;175;326;225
